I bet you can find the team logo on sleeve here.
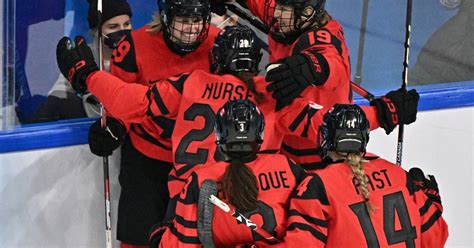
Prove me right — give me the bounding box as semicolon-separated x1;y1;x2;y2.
112;32;138;73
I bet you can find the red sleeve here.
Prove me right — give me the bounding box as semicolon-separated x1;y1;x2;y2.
409;176;449;247
156;173;202;247
277;102;381;142
273;174;328;247
86;71;182;124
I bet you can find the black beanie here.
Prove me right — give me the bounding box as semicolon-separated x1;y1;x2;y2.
87;0;132;29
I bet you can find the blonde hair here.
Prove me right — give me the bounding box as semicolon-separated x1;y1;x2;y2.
146;12;163;34
346;153;374;213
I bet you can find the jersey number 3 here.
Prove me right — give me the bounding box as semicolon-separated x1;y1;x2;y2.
350;191;417;248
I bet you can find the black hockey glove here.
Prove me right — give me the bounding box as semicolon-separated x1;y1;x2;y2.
56;36;98;94
88;116;126;156
265;53;329;108
210;0;227;16
370;88;419;134
408;167;441;204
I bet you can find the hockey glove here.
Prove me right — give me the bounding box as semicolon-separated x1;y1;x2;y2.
56;36;98;94
370;88;419;134
265;53;329;108
408;167;441;204
88;116;126;157
210;0;227;16
149;222;172;248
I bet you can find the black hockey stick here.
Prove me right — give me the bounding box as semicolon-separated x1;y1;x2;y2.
209;194;280;244
230;3;377;102
97;1;113;247
353;0;369;85
397;0;412;166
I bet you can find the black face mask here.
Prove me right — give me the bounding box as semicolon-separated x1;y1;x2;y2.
103;29;131;49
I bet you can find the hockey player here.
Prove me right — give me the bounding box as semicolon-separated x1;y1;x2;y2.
149;100;310;247
275;104;449;247
33;0;132;122
83;0;220;247
235;0;357;169
56;25;418;200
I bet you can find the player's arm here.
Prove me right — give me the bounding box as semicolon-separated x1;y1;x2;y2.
150;173;202;248
407;168;449;248
273;173;329;247
237;0;272;26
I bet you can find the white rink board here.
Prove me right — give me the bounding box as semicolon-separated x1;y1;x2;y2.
0;107;472;247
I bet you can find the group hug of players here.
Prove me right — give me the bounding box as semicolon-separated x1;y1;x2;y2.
56;0;448;247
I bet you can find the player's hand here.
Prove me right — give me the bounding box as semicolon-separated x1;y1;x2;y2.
88;116;126;156
265;53;329;109
370;88;419;134
408;167;441;204
56;36;98;94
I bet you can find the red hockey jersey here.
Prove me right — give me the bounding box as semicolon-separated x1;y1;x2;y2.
274;156;449;247
86;69;380;197
156;153;307;247
108;25;221;162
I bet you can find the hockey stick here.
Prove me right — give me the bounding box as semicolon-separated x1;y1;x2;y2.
209;194;280;244
396;0;412;166
97;1;113;247
229;3;376;102
353;0;369;85
198;180;217;248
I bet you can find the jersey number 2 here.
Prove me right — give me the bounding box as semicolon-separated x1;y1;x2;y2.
350;191;417;248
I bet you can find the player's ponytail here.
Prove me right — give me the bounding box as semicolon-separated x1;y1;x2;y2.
221;158;259;212
346;153;374;213
237;72;264;104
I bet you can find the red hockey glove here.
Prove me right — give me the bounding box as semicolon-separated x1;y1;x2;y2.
370;88;419;134
408;167;441;204
88;116;126;156
149;222;172;248
56;36;98;94
265;53;329;109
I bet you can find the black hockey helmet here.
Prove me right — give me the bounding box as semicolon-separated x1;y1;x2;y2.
267;0;326;44
215;100;265;156
210;25;263;75
158;0;211;55
318;104;370;158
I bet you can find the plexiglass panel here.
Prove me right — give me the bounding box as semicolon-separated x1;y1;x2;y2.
1;0;472;133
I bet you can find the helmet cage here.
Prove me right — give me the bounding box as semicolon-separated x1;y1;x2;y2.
265;0;326;44
160;0;211;55
215;100;265;156
210;25;262;75
319;104;370;158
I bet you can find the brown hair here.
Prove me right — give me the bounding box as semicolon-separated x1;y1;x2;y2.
146;12;162;34
220;159;259;212
236;72;264;104
346;153;374;213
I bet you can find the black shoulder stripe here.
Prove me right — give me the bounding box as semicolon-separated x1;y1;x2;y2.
150;115;176;139
112;32;138;72
292;28;343;56
301;107;319;137
419;199;433;216
288;223;327;243
289;107;309;132
288;209;327;228
421;210;442;233
282;143;320;156
167;73;190;94
169;224;201;244
293;173;329;205
175;215;198;229
288;157;307;184
300;162;326;170
176;163;199;177
151;86;170;115
131;124;172;151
